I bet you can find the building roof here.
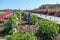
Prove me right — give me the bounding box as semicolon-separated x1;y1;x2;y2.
40;4;60;9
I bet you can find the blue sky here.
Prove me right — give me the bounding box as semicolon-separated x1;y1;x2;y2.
0;0;60;10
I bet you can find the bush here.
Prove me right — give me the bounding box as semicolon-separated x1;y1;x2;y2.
36;19;59;40
6;32;37;40
15;12;22;20
4;14;19;34
10;15;19;28
4;20;12;34
31;15;39;25
21;12;28;21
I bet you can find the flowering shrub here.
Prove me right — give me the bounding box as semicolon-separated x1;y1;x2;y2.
10;15;19;28
4;13;19;34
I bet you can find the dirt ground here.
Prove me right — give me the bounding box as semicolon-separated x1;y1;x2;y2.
18;20;38;34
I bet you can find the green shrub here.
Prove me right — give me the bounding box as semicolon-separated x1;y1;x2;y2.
6;32;37;40
58;25;60;33
36;19;59;40
31;15;39;25
4;20;12;34
4;14;19;34
10;15;19;28
15;12;22;20
21;12;28;21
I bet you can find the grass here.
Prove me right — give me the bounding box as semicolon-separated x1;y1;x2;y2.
0;12;6;16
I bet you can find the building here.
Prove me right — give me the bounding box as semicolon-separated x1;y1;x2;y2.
39;4;60;9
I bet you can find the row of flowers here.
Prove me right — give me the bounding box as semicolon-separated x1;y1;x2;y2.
0;11;14;22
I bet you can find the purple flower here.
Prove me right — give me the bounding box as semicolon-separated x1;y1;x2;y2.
28;12;31;23
11;23;14;29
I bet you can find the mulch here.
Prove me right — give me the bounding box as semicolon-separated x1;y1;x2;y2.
18;20;38;34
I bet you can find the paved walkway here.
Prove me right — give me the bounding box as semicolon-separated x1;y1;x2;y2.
32;13;60;24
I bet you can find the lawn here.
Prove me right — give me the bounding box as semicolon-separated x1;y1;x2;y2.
0;12;6;16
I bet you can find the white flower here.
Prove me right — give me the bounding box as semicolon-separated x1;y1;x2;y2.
13;28;17;33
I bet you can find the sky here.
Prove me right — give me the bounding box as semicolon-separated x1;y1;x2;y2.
0;0;60;10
